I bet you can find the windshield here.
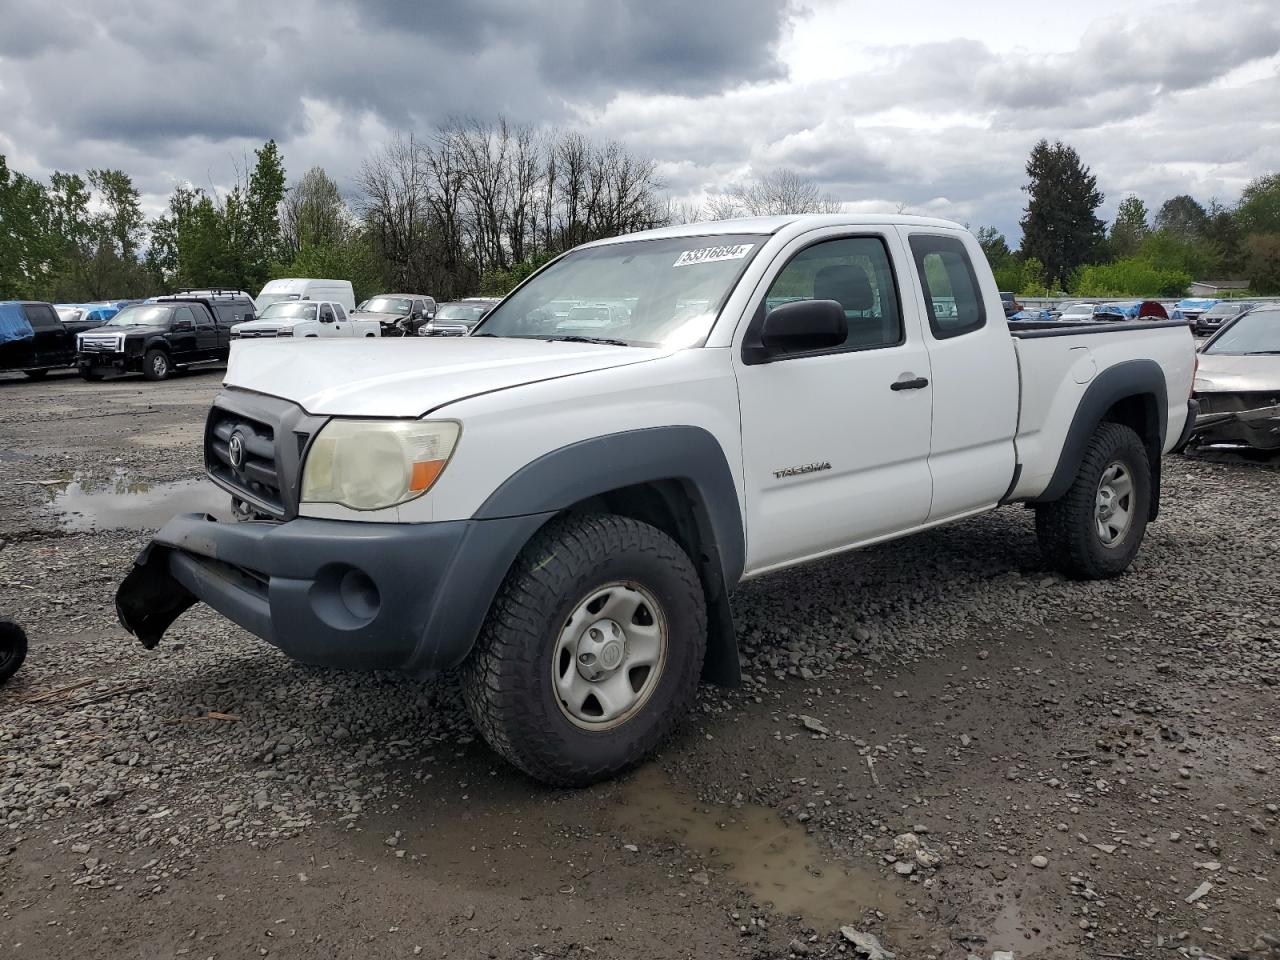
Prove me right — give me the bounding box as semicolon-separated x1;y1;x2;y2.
106;305;170;327
435;303;487;322
361;297;413;314
1204;310;1280;354
260;302;318;321
473;234;765;347
1203;302;1247;318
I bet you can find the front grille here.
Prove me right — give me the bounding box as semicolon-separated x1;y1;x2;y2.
237;329;278;339
79;334;122;352
204;391;328;520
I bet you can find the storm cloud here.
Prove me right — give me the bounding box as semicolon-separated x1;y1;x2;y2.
0;0;1277;238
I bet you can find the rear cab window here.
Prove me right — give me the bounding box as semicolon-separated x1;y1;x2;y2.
909;234;987;339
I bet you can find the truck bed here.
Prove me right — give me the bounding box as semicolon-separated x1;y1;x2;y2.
1005;319;1197;501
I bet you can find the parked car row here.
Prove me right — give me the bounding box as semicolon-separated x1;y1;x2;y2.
2;278;512;383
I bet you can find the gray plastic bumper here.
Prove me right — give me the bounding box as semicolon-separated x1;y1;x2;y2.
115;511;551;673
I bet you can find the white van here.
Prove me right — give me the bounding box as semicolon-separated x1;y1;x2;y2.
255;278;356;313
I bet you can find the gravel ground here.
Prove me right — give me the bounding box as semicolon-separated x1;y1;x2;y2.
0;367;1277;960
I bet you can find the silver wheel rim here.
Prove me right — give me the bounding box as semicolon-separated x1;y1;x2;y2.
152;355;166;376
1095;460;1134;546
552;581;668;731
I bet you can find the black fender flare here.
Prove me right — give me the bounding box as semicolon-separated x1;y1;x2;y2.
1029;359;1167;516
474;426;746;685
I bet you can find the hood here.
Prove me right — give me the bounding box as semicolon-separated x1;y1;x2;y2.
235;318;302;332
81;324;164;337
351;310;406;322
1194;353;1280;393
224;336;665;417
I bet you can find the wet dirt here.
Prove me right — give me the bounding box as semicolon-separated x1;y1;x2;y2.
610;764;904;931
44;470;229;531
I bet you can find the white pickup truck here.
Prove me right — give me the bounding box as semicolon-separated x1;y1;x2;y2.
230;300;380;340
117;214;1197;785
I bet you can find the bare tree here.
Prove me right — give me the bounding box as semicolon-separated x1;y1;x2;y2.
355;133;432;291
704;168;842;219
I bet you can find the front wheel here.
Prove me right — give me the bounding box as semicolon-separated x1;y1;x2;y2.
1035;422;1151;579
462;514;707;786
0;620;28;685
142;349;170;381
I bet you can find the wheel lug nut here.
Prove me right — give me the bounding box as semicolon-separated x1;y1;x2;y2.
589;628;601;641
579;653;596;665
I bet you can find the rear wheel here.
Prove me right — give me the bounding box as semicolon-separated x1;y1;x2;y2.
462;513;707;785
1035;422;1151;579
142;348;171;381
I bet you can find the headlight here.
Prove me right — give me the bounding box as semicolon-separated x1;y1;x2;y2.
301;419;460;511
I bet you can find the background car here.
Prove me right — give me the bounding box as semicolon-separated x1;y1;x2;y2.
418;299;493;336
352;294;436;336
1188;305;1280;451
999;290;1024;318
1194;300;1256;337
1171;298;1218;323
55;303;121;329
1057;302;1100;322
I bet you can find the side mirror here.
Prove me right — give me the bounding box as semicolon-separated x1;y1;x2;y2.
753;299;847;360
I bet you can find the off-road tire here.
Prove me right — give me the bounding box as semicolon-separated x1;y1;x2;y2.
22;369;49;380
1036;422;1151;580
462;513;707;786
0;620;28;685
142;348;170;381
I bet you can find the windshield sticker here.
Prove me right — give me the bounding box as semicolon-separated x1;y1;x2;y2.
673;243;754;268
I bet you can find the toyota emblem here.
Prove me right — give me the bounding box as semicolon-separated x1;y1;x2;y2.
228;432;246;469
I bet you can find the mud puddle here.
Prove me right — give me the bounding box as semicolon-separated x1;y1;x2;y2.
609;765;904;930
46;470;229;531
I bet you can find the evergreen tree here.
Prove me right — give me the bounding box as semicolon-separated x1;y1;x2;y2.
0;155;53;299
1018;139;1104;289
1109;195;1149;259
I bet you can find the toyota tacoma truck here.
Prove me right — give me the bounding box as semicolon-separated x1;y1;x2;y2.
116;215;1197;785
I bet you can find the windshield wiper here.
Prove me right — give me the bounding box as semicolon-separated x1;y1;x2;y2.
539;335;631;347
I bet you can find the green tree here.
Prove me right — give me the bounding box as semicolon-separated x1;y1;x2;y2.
246;139;287;274
1109;195;1150;259
0;154;53;298
1153;194;1208;241
1018;139;1105;289
1244;233;1280;294
1203;199;1244;276
88;168;144;260
272;231;386;303
1072;259;1191;298
975;225;1011;264
1235;172;1280;236
281;166;350;258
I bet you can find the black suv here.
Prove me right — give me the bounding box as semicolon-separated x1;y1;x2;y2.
77;291;255;381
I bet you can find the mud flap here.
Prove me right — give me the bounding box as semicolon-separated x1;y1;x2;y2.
115;543;198;649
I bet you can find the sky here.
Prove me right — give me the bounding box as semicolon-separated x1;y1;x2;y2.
1;0;1278;241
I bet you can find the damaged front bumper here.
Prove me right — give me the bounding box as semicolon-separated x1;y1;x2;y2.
1186;395;1280;451
115;511;550;673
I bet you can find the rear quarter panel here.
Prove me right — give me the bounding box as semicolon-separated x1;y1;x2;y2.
1008;324;1196;500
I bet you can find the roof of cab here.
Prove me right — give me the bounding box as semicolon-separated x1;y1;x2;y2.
580;213;966;248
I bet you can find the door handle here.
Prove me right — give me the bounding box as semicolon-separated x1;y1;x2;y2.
890;376;929;391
